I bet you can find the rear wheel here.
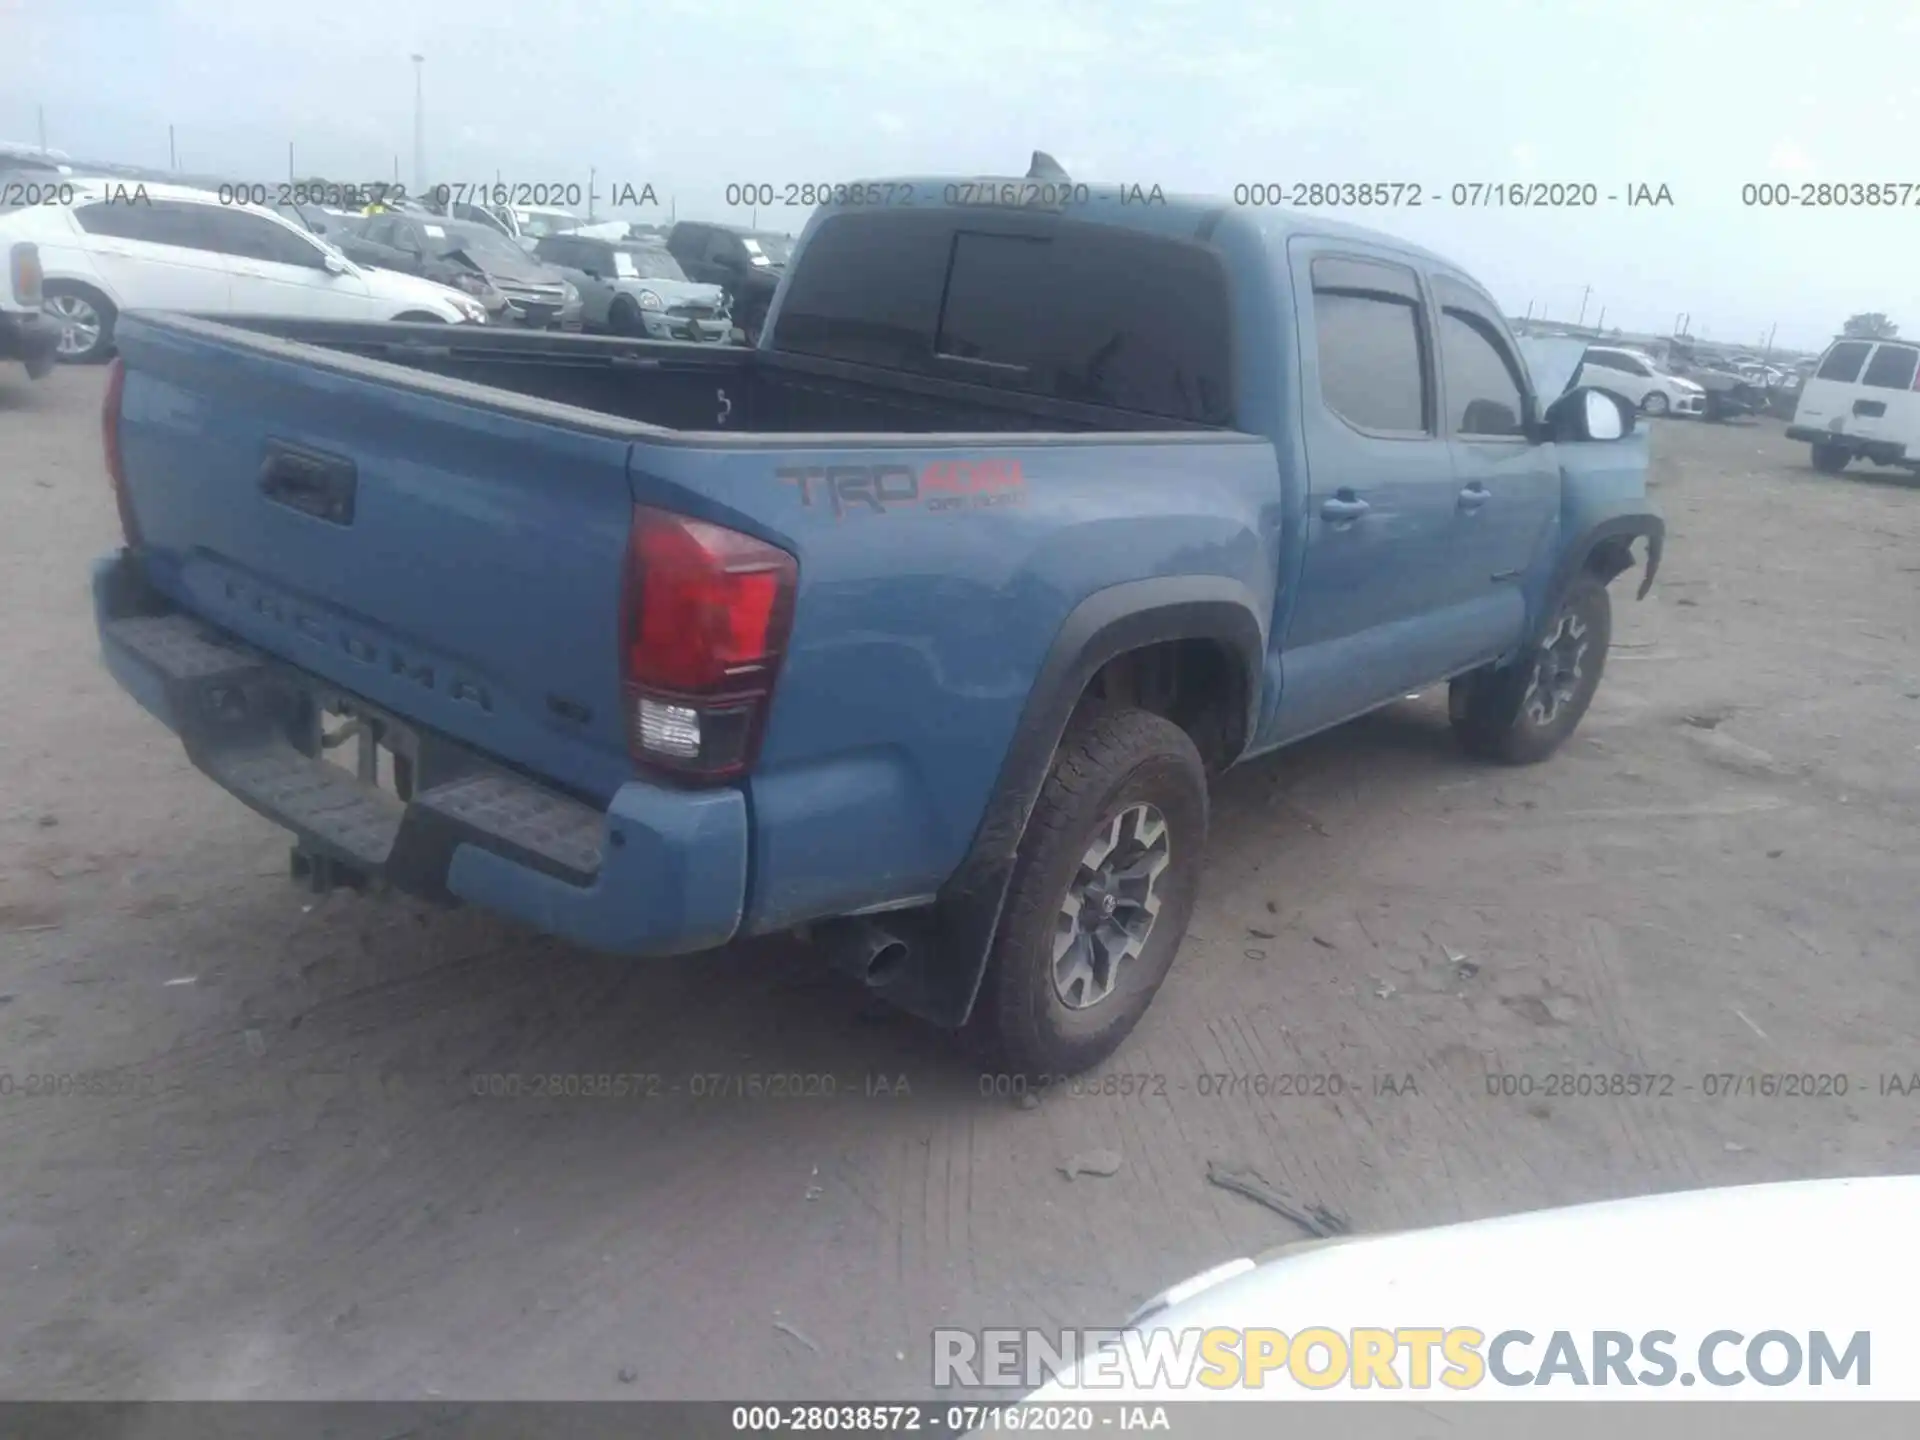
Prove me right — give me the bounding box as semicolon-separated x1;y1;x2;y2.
976;706;1208;1077
1642;391;1670;417
43;283;116;363
1450;577;1612;765
1810;442;1850;474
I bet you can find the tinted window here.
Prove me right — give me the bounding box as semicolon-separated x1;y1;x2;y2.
1816;341;1872;383
1439;310;1526;436
1860;343;1919;390
75;200;174;244
932;228;1231;422
193;208;323;266
774;213;951;369
705;230;744;265
1311;260;1429;433
1582;351;1623;373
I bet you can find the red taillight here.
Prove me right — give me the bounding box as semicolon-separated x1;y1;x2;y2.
620;505;796;780
102;357;141;547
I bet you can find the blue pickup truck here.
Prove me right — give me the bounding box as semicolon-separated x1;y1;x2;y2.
93;174;1662;1075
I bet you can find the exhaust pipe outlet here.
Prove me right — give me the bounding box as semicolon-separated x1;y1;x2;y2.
817;917;912;988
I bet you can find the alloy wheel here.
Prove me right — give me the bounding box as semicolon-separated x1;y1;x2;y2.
1052;803;1171;1010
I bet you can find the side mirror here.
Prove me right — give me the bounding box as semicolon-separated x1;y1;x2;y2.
1547;385;1632;442
322;252;352;276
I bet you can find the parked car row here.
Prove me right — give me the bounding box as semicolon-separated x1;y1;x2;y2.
0;165;806;361
0;179;490;361
1573;342;1774;423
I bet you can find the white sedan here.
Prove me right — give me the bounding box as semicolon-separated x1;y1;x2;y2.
1575;345;1706;418
0;179;487;362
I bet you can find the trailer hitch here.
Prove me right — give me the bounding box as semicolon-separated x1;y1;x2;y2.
289;844;371;896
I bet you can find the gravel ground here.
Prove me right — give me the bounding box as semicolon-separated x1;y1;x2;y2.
1;364;1915;1399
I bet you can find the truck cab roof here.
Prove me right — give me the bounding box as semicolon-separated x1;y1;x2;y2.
828;174;1465;274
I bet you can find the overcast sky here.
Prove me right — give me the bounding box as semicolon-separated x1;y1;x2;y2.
6;0;1916;349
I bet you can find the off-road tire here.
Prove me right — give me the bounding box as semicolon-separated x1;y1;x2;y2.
976;706;1208;1077
1450;576;1613;765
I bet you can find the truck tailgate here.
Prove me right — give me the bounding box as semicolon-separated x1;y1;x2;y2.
112;315;639;801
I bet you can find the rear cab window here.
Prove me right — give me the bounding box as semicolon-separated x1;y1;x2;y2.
775;211;1234;425
1814;341;1873;384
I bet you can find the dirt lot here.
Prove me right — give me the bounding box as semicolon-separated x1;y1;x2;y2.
1;365;1916;1400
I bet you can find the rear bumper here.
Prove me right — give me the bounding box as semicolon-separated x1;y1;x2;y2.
0;311;58;378
93;553;747;956
1786;427;1910;465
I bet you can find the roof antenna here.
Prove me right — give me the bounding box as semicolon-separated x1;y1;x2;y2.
1027;150;1070;181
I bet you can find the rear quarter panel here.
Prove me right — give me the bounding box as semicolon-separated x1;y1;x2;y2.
625;433;1282;933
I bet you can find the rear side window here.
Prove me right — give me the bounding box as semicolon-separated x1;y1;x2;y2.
1860;343;1920;390
1815;341;1873;383
1310;258;1429;434
74;201;166;244
936;228;1232;423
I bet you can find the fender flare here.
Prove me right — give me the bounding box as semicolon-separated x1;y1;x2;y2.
1541;513;1666;628
859;576;1265;1030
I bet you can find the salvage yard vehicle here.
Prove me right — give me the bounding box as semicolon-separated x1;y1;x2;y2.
1788;335;1920;474
0;181;487;362
354;212;582;330
1;238;58;379
89;175;1662;1075
664;221;789;344
1574;345;1705;417
531;232;731;342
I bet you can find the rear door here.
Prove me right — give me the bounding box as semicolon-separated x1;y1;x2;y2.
72;199;231;312
1272;247;1462;742
1794;339;1874;434
196;205;377;320
1430;272;1558;644
1846;342;1920;445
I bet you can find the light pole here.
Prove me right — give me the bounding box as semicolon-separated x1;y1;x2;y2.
410;54;426;196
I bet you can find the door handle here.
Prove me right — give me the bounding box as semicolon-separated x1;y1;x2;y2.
1457;483;1491;511
259;442;357;525
1320;494;1371;522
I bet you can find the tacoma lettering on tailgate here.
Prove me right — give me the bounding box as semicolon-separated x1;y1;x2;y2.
777;459;1025;519
219;577;494;712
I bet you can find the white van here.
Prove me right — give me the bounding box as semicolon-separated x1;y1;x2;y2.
1788;336;1920;474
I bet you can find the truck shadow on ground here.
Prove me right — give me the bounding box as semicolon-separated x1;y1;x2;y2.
251;698;1473;1115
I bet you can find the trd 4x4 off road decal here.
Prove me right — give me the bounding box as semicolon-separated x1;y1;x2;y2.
777;459;1025;518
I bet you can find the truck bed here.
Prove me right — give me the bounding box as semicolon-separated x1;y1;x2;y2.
102;310;1278;949
212;315;1222;437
